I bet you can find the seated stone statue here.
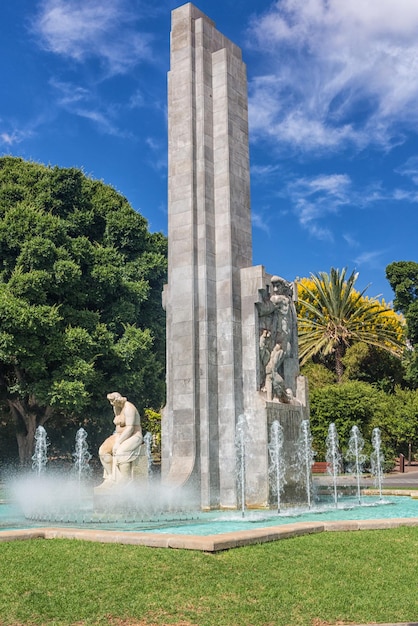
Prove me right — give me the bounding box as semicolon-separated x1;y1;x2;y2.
97;392;143;488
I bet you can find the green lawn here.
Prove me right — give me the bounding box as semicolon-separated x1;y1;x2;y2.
1;527;418;625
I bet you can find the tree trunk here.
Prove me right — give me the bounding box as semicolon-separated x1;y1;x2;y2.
8;398;53;466
335;343;345;383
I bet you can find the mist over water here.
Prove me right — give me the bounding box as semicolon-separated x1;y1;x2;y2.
7;470;200;524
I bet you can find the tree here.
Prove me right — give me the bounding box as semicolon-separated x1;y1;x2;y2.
341;342;405;392
0;157;167;464
386;261;418;387
309;381;389;461
297;268;405;382
373;387;418;462
386;261;418;341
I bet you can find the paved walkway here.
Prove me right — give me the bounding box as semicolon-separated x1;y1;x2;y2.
313;462;418;490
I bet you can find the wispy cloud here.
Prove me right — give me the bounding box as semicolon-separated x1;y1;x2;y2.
353;249;386;270
49;79;131;137
282;170;418;241
251;211;271;234
343;233;359;248
286;173;351;239
0;128;34;147
32;0;152;75
145;136;167;172
251;162;282;177
396;156;418;186
247;0;418;154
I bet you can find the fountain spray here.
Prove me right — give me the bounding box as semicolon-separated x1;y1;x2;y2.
296;419;315;509
235;414;249;517
346;425;366;505
371;427;384;500
268;420;286;513
32;426;49;475
326;422;341;508
73;428;92;482
144;432;153;479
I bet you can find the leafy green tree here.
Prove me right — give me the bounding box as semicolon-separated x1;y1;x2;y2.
300;361;336;389
374;387;418;462
341;342;405;392
297;268;405;382
386;261;418;387
0;157;167;464
386;261;418;339
309;381;391;462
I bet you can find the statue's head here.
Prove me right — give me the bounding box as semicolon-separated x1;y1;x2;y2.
271;276;293;298
107;392;127;407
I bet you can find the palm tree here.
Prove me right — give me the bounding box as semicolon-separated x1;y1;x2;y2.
297;268;405;382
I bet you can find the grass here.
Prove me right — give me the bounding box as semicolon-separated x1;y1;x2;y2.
1;527;418;626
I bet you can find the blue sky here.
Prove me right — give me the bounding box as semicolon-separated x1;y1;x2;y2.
1;0;417;304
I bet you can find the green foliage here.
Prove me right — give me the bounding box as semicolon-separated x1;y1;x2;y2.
310;380;418;462
300;361;336;390
386;261;418;321
403;350;418;388
386;261;418;386
0;157;167;463
142;408;162;454
309;381;389;460
375;387;418;457
341;342;406;392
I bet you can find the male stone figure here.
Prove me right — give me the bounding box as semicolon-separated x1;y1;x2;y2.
257;276;298;402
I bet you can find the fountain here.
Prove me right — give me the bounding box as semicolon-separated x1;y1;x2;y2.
3;418;418;547
73;428;92;482
326;423;342;508
235;415;249;517
32;426;49;475
371;427;384;500
7;421;392;523
268;420;286;513
143;431;153;479
346;425;366;505
295;419;314;509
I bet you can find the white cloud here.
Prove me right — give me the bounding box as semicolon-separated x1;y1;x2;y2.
247;0;418;154
251;211;271;234
50;79;90;107
48;78;132;137
33;0;152;75
353;249;385;270
0;127;35;147
343;233;359;248
284;173;351;240
251;162;282;178
396;156;418;186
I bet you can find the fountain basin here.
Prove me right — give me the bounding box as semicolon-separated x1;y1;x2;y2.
2;494;418;552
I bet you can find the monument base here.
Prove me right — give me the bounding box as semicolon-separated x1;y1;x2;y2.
266;402;310;508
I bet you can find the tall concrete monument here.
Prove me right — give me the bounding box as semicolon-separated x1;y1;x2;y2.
162;3;309;510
